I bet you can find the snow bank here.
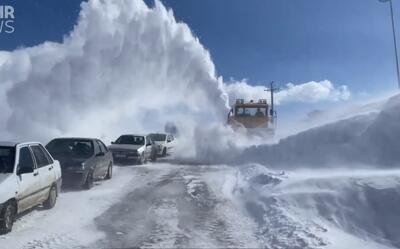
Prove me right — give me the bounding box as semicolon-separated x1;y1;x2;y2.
239;94;400;168
216;164;400;249
358;94;400;165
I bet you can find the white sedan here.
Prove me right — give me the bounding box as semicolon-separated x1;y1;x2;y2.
0;142;62;234
148;133;175;157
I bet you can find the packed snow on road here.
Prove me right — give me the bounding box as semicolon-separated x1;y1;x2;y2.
1;0;400;248
2;162;400;249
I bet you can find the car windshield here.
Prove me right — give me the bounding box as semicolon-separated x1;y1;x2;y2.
149;134;166;142
115;135;145;145
46;139;94;159
0;146;15;174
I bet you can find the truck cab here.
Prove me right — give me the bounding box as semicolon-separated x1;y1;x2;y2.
227;99;276;134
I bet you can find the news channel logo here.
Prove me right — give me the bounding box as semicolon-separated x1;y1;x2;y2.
0;5;15;34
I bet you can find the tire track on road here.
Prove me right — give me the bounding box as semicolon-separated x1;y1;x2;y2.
94;164;259;248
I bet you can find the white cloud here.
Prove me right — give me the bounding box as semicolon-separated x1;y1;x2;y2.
277;80;351;104
224;79;351;105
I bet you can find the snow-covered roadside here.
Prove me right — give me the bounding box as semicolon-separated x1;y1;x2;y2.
0;166;143;249
204;164;400;249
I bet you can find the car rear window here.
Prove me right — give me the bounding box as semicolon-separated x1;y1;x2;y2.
47;139;94;158
115;135;145;145
149;134;166;142
0;146;15;173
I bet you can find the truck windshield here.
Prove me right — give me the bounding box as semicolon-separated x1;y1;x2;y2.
235;107;267;117
0;146;15;174
149;134;166;142
46;139;94;159
115;135;145;145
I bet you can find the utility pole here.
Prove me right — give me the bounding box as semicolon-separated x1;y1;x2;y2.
264;81;279;118
380;0;400;89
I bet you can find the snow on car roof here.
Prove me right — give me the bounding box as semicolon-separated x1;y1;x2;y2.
0;141;42;147
50;137;98;141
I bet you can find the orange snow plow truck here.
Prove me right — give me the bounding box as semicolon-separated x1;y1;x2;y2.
227;98;276;135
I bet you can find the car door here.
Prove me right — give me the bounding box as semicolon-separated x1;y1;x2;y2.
92;140;104;179
30;144;54;203
99;140;111;168
95;140;108;177
167;135;174;152
99;140;112;162
145;136;152;159
16;146;42;212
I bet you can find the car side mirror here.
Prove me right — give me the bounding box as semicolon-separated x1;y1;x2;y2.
111;141;115;144
167;139;171;143
96;152;105;157
18;166;34;175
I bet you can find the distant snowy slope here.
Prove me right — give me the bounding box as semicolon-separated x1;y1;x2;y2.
239;94;400;168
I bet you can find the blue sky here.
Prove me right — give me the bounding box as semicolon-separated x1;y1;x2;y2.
1;0;399;96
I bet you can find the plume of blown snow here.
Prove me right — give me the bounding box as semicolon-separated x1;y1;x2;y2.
0;0;229;145
0;0;355;163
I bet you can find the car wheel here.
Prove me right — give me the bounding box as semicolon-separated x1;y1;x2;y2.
0;201;16;234
43;185;57;209
84;171;94;190
162;148;167;157
105;163;113;180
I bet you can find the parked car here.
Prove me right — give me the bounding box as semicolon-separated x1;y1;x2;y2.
46;138;113;189
148;133;175;157
0;142;62;234
108;134;157;164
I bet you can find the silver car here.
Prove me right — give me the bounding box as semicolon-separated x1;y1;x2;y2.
108;135;157;165
46;138;113;190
